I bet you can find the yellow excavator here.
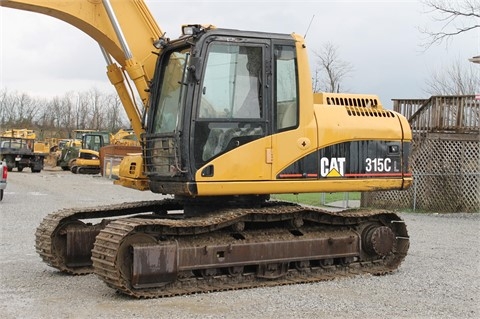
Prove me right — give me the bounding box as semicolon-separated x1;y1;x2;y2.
1;0;412;298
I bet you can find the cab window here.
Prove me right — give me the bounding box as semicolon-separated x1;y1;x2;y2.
194;42;266;167
199;44;262;119
275;45;298;131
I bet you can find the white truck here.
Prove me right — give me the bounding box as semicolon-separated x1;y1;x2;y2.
0;160;7;201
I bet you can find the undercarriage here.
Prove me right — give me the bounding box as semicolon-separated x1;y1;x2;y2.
70;165;101;174
35;199;409;298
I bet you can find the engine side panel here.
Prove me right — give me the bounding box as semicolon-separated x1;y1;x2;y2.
193;100;411;195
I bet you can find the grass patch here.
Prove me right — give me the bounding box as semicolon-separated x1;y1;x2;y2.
271;192;361;207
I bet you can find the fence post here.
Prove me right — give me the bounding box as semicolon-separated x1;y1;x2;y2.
343;192;349;208
413;174;418;212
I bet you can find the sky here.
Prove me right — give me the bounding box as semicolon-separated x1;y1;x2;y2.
0;0;478;110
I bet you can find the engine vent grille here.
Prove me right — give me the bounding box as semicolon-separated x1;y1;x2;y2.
315;93;396;117
345;106;396;118
325;96;379;108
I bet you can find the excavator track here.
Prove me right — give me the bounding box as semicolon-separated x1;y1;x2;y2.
34;199;183;274
89;201;409;298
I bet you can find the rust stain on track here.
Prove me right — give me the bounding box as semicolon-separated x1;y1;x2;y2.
87;201;408;298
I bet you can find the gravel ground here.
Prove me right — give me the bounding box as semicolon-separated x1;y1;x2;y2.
0;168;479;319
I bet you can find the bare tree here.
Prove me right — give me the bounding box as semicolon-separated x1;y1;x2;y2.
76;91;91;130
12;92;39;127
424;58;479;95
420;0;480;48
0;88;11;126
36;98;57;134
1;87;132;135
104;93;128;132
85;88;105;130
311;68;322;93
312;42;353;93
61;92;75;131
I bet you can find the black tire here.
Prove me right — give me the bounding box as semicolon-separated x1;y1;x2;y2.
0;189;3;201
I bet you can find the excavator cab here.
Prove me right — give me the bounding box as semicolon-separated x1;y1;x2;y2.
144;26;301;197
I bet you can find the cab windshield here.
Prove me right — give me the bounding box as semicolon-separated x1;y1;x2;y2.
152;48;190;134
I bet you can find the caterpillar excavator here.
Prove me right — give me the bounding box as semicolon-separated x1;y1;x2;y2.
1;0;412;298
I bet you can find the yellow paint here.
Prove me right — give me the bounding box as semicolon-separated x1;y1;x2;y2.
196;179;406;196
115;154;150;191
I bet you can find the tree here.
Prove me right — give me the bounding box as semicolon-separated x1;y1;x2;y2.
424;58;479;95
104;93;128;132
0;87;130;135
312;42;353;93
85;88;105;130
420;0;480;48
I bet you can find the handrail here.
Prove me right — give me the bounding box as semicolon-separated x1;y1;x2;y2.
393;95;479;134
392;98;428;120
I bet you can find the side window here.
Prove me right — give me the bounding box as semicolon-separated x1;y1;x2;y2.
152;48;190;134
275;45;298;131
199;44;262;119
194;42;266;167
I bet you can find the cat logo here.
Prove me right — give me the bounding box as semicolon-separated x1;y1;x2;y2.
320;157;346;177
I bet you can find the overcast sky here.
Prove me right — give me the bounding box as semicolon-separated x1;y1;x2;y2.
0;0;477;109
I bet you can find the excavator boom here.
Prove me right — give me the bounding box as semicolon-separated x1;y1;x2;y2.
1;0;163;137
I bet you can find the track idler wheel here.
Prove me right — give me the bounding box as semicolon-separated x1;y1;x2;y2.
362;225;396;257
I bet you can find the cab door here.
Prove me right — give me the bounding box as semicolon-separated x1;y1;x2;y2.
193;38;273;181
271;44;301;177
